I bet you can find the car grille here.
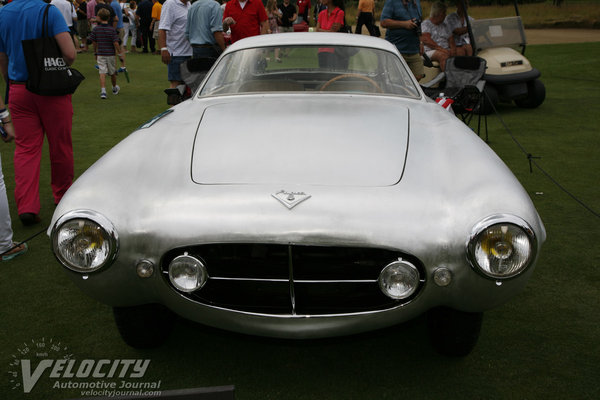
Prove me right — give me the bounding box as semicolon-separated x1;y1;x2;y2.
161;244;425;316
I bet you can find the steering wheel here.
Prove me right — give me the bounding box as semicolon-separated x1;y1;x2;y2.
320;73;383;93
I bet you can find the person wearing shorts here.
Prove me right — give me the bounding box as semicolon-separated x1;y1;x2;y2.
421;2;456;72
89;8;121;98
402;53;424;78
158;0;192;88
380;0;424;80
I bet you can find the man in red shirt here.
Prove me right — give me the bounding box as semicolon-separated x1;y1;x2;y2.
297;0;311;24
223;0;268;44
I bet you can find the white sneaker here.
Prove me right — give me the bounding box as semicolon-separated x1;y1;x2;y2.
100;91;107;99
112;85;120;95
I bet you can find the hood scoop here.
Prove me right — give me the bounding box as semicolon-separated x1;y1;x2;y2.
192;97;409;187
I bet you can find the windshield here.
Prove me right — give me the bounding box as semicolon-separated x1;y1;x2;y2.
199;45;420;98
471;17;526;50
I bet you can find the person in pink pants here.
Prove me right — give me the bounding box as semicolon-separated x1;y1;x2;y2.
9;84;75;223
0;0;77;225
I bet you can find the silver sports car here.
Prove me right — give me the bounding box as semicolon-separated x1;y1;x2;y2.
50;33;545;356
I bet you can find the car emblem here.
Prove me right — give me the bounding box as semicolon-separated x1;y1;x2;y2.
272;190;311;210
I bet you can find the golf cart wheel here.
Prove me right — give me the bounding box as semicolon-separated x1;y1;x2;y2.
478;84;499;115
113;304;176;348
427;307;483;357
515;79;546;109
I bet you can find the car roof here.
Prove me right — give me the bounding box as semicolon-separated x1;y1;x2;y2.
225;32;401;55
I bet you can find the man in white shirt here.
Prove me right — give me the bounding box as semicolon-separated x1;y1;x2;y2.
158;0;192;88
51;0;79;50
51;0;77;30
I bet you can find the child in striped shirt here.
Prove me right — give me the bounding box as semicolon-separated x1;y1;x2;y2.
89;8;121;99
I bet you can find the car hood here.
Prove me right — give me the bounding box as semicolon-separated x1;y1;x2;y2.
51;94;545;263
192;98;409;186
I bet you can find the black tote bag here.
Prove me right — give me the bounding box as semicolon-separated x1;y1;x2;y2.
21;5;84;96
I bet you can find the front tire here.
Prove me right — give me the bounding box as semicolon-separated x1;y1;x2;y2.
113;304;177;349
514;79;546;109
427;307;483;357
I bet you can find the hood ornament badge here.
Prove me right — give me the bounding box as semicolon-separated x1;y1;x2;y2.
272;190;311;210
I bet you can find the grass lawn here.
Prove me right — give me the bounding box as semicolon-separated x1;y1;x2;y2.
346;0;600;29
1;41;599;400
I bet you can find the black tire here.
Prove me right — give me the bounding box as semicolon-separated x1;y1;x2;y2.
514;79;546;109
427;307;483;357
113;304;177;349
478;84;499;115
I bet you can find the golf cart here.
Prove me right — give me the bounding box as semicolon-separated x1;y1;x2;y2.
421;0;545;114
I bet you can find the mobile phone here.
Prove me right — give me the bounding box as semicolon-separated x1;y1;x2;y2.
0;124;7;139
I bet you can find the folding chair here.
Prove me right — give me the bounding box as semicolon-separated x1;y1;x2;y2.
423;56;488;139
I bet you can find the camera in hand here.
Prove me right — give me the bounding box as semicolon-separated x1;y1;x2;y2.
413;18;422;35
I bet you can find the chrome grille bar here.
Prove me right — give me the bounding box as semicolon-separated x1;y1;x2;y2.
288;244;296;315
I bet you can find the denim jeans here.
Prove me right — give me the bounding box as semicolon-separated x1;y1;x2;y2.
168;56;192;82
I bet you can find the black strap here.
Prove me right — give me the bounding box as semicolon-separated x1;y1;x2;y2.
333;8;348;32
42;4;51;38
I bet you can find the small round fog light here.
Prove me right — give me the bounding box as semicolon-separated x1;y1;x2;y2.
378;260;420;300
433;268;452;287
136;260;154;278
168;254;208;292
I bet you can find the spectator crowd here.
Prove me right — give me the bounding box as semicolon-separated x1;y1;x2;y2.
2;0;473;94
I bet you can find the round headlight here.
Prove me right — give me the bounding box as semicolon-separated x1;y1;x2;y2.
168;255;208;293
468;215;536;279
378;260;420;300
52;211;119;273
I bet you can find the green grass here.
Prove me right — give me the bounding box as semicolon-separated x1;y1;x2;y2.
1;43;599;400
462;1;600;28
